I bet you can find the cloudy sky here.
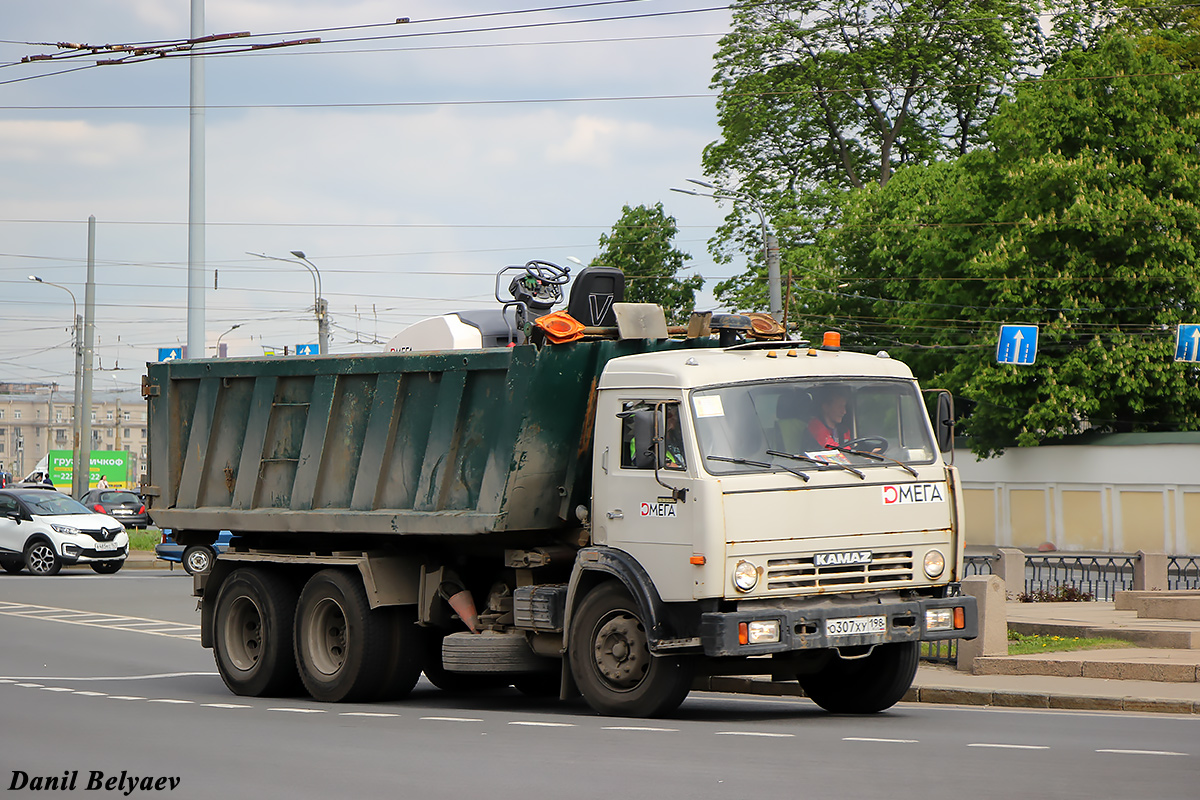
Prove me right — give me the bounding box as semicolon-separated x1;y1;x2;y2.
1;0;738;392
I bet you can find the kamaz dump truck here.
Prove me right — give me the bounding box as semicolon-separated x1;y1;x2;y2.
143;261;976;718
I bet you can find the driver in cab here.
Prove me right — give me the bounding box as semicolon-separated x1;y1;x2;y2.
804;386;851;452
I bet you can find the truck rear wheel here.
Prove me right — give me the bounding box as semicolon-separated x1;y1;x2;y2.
568;582;693;718
213;567;300;697
294;569;392;703
797;641;919;714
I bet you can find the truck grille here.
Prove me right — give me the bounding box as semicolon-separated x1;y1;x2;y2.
766;550;914;592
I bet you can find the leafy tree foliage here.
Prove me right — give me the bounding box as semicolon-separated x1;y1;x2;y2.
591;203;703;324
703;0;1043;310
818;35;1200;455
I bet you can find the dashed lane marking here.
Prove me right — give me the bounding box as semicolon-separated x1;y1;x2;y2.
1096;749;1190;757
844;737;919;744
420;716;483;723
715;731;795;738
0;601;200;641
968;743;1050;750
602;726;679;732
340;712;400;718
508;721;575;728
201;703;252;709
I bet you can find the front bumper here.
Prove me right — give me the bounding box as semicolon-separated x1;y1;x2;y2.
699;594;977;658
59;544;129;565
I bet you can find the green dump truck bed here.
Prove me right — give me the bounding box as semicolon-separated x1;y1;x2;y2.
144;339;703;538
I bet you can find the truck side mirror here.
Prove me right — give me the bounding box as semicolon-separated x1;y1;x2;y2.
933;391;954;453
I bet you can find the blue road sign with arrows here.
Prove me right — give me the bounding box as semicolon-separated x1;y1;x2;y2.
997;325;1038;365
295;344;319;356
157;347;183;362
1176;324;1200;363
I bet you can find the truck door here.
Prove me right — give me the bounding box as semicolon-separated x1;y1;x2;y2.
593;400;697;602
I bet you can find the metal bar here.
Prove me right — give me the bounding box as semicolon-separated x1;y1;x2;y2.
414;371;467;512
351;373;401;511
175;378;220;509
290;374;337;511
231;376;277;510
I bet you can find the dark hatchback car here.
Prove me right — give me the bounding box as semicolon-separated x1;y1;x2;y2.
78;489;150;529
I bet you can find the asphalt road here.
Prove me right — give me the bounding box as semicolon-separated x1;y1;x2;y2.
2;568;1198;800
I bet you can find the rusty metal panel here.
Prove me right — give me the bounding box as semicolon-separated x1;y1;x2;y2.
349;373;401;511
176;378;220;509
231;376;278;510
291;374;337;511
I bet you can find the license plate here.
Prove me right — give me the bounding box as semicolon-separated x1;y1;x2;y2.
93;541;117;552
826;615;886;637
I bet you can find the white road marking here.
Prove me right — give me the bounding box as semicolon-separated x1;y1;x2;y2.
73;691;107;697
15;683;43;688
201;703;252;709
844;737;919;744
339;712;400;718
508;721;575;728
0;672;216;682
0;601;200;641
147;699;194;704
39;687;73;692
421;716;483;723
107;696;146;701
602;726;679;732
968;743;1050;750
715;731;795;738
1096;749;1189;757
268;707;326;714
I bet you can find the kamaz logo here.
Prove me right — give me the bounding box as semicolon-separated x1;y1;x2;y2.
814;550;873;567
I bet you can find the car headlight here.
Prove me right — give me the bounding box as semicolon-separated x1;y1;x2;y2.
732;560;760;593
50;523;81;536
923;549;946;578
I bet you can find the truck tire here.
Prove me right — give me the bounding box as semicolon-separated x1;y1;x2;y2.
374;605;423;701
213;567;300;697
797;641;919;714
294;569;392;703
568;582;694;718
420;630;510;693
441;631;555;673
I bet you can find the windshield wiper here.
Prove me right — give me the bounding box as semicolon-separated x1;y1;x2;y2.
707;455;810;482
766;449;865;480
832;446;920;478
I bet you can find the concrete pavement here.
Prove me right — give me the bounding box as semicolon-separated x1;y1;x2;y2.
118;549;1200;713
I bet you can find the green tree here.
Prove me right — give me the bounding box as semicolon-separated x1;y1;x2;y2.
592;203;703;324
704;0;1043;312
820;34;1200;456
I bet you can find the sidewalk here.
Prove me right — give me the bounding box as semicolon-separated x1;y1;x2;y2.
120;550;1200;713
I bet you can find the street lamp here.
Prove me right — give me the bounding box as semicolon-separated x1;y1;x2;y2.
28;275;86;497
670;179;782;321
216;323;242;357
247;251;330;354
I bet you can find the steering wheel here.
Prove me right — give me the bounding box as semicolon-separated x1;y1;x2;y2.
845;436;888;453
523;259;571;285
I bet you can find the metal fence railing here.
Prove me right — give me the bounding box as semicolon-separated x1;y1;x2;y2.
1169;555;1200;590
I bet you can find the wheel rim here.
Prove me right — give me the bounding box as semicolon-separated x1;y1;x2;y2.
305;597;348;677
186;549;211;573
27;544;56;575
224;596;265;672
590;609;649;692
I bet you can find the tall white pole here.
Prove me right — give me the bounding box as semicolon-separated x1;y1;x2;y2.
186;0;206;357
81;216;96;491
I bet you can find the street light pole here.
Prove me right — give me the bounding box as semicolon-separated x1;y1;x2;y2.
28;275;85;497
290;251;329;355
247;251;329;354
671;179;783;321
216;323;242;357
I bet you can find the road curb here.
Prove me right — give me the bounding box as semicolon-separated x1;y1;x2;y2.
699;676;1200;715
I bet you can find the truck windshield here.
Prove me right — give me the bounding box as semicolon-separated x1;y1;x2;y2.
691;378;936;475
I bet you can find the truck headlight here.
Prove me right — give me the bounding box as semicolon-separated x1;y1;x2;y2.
926;608;953;631
923;549;945;578
746;620;780;644
732;560;760;592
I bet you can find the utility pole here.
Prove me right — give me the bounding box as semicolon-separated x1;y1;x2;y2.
186;0;206;360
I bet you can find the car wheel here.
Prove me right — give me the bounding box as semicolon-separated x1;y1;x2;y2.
24;540;62;576
90;561;124;575
183;545;214;576
1;560;22;575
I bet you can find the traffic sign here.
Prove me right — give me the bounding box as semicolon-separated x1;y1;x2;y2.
1176;324;1200;363
157;347;183;362
996;325;1038;365
295;344;319;355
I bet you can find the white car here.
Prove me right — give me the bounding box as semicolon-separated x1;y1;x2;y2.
0;487;129;576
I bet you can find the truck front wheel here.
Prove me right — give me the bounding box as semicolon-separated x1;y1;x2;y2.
797;641;919;714
568;582;693;718
294;569;392;702
212;568;300;697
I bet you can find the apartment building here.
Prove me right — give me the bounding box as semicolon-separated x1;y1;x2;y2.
0;383;146;486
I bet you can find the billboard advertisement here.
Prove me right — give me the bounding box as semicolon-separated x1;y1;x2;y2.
48;450;131;490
